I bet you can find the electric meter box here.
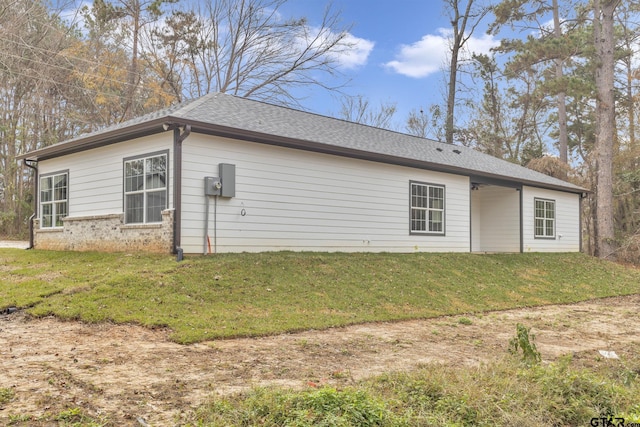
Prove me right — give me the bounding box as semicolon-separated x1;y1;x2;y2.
204;177;222;196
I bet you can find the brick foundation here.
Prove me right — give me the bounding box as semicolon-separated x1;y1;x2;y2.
34;209;174;254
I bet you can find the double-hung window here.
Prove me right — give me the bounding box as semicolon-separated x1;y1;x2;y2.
410;181;445;234
40;172;68;228
124;152;167;224
534;198;555;238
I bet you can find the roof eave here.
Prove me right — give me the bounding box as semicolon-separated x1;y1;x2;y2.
16;118;169;161
17;116;587;195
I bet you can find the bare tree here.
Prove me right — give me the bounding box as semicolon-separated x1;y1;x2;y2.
552;0;569;164
338;95;397;129
148;0;354;108
0;0;75;236
94;0;170;121
593;0;620;259
615;2;640;151
405;106;442;139
443;0;489;144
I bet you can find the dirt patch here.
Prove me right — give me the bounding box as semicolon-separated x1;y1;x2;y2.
1;295;639;425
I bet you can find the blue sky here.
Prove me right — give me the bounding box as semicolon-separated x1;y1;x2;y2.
60;0;500;134
278;0;499;130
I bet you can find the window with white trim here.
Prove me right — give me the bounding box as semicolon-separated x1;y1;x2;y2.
40;172;68;228
124;153;167;224
534;198;555;238
410;181;445;234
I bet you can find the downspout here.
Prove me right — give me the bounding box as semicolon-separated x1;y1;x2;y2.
23;159;38;250
173;124;191;261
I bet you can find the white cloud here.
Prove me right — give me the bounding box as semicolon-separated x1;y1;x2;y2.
333;33;375;69
466;32;500;57
384;28;499;78
308;28;374;70
384;31;449;78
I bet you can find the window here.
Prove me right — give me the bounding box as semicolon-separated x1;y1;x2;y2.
124;153;167;224
534;198;555;238
40;172;68;228
410;181;445;234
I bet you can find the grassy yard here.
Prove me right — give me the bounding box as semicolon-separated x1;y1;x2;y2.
3;249;640;426
1;249;639;343
189;350;640;426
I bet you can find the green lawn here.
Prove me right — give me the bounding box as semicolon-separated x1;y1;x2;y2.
1;249;639;343
189;352;640;426
3;249;640;426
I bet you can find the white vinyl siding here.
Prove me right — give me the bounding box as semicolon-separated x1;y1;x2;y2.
40;172;68;228
181;133;470;253
34;131;582;254
523;187;580;252
36;134;174;220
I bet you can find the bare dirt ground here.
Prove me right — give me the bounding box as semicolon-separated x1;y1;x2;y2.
1;294;639;426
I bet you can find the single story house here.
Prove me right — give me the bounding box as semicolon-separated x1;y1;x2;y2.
18;92;586;256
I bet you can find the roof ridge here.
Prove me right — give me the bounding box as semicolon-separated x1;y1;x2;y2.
172;92;220;117
216;92;446;146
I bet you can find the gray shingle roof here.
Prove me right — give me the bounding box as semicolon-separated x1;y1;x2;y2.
20;92;585;193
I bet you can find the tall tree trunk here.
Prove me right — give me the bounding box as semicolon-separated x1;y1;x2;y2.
445;0;478;145
122;0;141;122
617;3;637;152
446;51;459;145
627;63;635;150
593;0;619;259
552;0;568;165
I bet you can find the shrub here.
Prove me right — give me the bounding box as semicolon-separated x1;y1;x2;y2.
508;323;541;365
0;387;15;405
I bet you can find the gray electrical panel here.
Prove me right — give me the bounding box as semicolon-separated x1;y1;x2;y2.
204;164;235;197
219;163;236;198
